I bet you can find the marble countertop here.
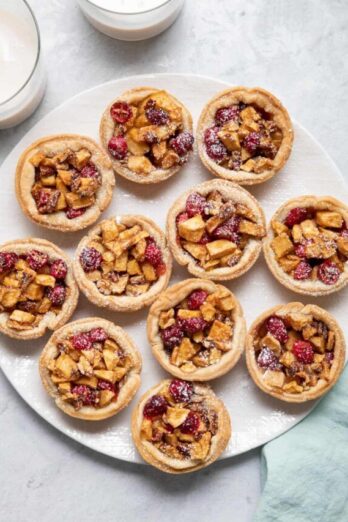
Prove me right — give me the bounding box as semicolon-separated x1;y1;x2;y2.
0;1;347;520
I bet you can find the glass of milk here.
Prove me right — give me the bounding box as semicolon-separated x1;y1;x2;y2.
77;0;185;41
0;0;46;129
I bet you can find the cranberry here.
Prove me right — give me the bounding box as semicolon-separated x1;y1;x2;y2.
143;395;168;418
179;317;207;335
66;208;86;219
204;126;220;146
212;215;241;241
266;316;289;343
318;260;340;285
160;323;184;350
185;192;207;217
187;289;208;310
257;347;281;370
170;132;194;156
72;332;93;351
214;105;240;126
284;207;310;228
0;252;18;273
79;247;102;272
325;352;334;364
243;132;261;153
89;327;108;343
145;106;169;126
169;380;193;403
108;135;128;160
80;163;99;178
294;243;307;258
292;340;314;364
27;250;49;270
50;259;67;280
176;212;189;224
180;411;200;434
98;380;118;393
144;238;163;267
110;101;132;123
294;261;312;280
71;384;96;406
46;285;66;306
206;141;228;162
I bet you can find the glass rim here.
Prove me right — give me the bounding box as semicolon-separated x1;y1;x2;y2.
0;0;41;107
83;0;173;16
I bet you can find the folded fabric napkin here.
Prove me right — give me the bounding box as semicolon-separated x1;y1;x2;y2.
254;366;348;522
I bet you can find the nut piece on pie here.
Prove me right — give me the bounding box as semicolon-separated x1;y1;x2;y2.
73;215;172;312
263;196;348;296
16;134;115;232
166;179;266;280
197;86;293;185
245;302;345;402
100;87;194;184
148;279;246;380
0;238;78;340
39;318;142;420
131;379;231;473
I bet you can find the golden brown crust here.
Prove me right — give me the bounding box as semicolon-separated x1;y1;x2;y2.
197;86;293;185
245;302;345;403
263;195;348;296
0;238;78;340
166;179;266;281
131;379;231;473
147;279;246;380
73;215;172;312
39;317;142;420
15;134;115;232
99;87;193;184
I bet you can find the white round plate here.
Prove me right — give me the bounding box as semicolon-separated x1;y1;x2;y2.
0;74;347;463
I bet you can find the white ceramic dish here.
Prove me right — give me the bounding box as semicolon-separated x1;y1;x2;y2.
0;73;347;463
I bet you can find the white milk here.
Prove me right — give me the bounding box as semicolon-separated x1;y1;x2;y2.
0;7;45;128
77;0;185;41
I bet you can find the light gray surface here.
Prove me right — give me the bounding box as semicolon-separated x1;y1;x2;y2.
0;1;347;521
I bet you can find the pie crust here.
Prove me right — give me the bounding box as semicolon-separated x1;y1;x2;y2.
166;179;266;280
39;317;142;420
147;279;246;380
131;379;231;473
16;134;115;232
0;238;78;340
263;196;348;295
197;86;293;185
73;215;172;312
246;302;345;402
100;87;194;184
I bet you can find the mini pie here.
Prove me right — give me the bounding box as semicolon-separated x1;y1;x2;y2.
131;379;231;473
147;279;246;380
263;196;348;296
39;318;142;420
16;134;115;232
74;215;172;312
100;87;194;184
197;86;293;185
246;302;345;402
0;238;78;340
166;179;266;280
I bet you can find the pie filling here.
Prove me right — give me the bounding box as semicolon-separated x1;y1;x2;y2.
158;287;236;373
141;380;218;462
46;327;132;410
30;147;102;220
175;190;264;270
253;311;336;394
271;206;348;285
0;250;69;331
203;102;283;174
79;218;167;297
107;91;194;176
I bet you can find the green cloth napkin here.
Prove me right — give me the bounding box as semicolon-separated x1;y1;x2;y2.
254;366;348;522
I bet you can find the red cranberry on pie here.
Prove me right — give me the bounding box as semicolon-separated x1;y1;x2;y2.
292;340;314;364
50;259;67;280
80;247;102;272
110;101;133;124
169;379;193;403
27;250;49;270
265;316;289;343
143;395;168;418
108;135;128;160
